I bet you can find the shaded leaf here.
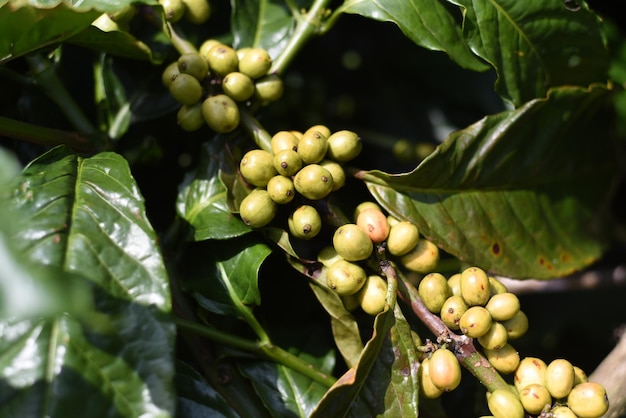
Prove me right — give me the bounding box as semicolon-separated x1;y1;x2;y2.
453;0;609;105
338;0;489;72
238;345;334;418
286;256;364;368
230;0;295;61
177;138;252;241
362;85;616;279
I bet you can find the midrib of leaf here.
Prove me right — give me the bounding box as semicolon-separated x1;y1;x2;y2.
280;366;307;417
253;0;266;46
185;189;228;223
41;318;62;418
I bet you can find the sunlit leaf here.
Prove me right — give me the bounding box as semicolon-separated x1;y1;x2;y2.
361;85;616;279
338;0;489;72
453;0;609;105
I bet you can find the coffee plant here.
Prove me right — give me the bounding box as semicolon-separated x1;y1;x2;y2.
1;0;625;416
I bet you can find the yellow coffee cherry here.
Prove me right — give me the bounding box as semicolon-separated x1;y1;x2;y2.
519;383;552;415
238;47;272;79
325;259;366;296
487;389;524;418
238;189;276;228
297;129;328;164
567;382;609;418
400;239;439;273
239;149;277;187
293;164;334;200
460;266;491;306
488;276;508;295
182;0;211;24
459;306;493;338
266;175;295;204
353;201;381;220
439;295;469;330
356;207;389;243
551;406;578;418
201;94;240;133
386;221;419;256
319;159;345;191
477;321;508;351
305;124;331;138
501;310;529;340
573;366;588;385
447;273;462;296
288;205;322;240
546;358;575;399
485;292;520;322
419;357;444;399
483;343;520;374
271;130;299;154
332;223;373;261
428;348;462;392
358;275;388;315
418;272;451;314
514;357;548;392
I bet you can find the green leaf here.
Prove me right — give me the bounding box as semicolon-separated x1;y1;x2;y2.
0;0;145;63
230;0;295;60
362;84;616;279
311;307;396;417
11;146;171;309
177;139;252;241
185;236;271;317
238;345;334;418
453;0;609;105
338;0;489;72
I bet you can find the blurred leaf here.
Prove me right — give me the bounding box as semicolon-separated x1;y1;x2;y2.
1;146;175;417
453;0;609;105
94;53;131;139
230;0;294;61
338;0;489;72
185;236;271;317
238;346;334;418
0;0;148;63
286;256;364;368
363;84;617;279
177;138;252;241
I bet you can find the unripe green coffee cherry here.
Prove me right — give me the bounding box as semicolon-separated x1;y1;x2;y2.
182;0;211;24
288;205;322;239
305;124;331;139
178;52;209;80
418;272;451;314
483;343;520;374
266;175;295;204
333;223;373;261
222;72;255;102
326;259;366;296
239;149;277;187
551;406;578;418
177;103;205;131
239;189;276;228
254;74;283;102
238;48;272;79
420;357;444;399
271;131;299;154
460;266;491;306
546;358;575;399
273;149;303;176
485;292;520;322
159;0;185;22
356;207;389;243
501;310;529;340
201;94;240;133
440;295;469;330
297;130;328;164
387;215;400;227
514;357;548;392
293;164;334;200
428;348;462;392
477;321;508;351
199;39;222;61
317;246;343;268
573;366;588;385
353;201;381;220
387;221;419;256
400;239;439;273
206;44;239;76
169;73;203;105
567;382;609;418
326;130;362;163
236;47;252;61
447;273;462;296
487;389;524;418
358;275;388;315
162;61;181;87
319;159;345;191
459;306;493;338
489;276;508;296
518;384;552;415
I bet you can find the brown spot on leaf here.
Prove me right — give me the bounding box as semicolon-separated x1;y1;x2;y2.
491;242;500;256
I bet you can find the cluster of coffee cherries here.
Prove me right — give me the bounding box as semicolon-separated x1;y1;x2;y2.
316;202;440;316
162;39;283;133
238;125;361;230
417;266;609;417
159;0;211;24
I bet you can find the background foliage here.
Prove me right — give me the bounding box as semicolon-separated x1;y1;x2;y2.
1;0;625;417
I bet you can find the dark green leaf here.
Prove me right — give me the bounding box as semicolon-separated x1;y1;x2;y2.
185;236;271;317
177;139;252;241
238;345;334;418
338;0;489;72
230;0;295;61
362;84;616;279
453;0;609;105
